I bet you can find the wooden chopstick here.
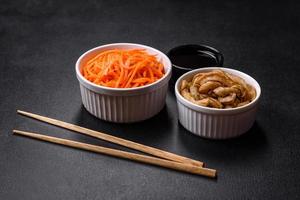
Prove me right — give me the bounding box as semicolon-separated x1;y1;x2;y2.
17;110;204;167
13;130;216;178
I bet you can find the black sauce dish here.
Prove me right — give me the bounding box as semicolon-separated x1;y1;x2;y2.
167;44;224;88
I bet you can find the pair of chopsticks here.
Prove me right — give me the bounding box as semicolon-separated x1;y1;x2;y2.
13;110;217;178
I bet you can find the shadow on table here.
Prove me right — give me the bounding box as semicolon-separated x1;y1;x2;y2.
71;105;173;149
177;121;268;163
71;104;267;167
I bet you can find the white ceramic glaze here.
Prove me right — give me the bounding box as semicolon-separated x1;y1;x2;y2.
76;43;172;123
175;67;261;139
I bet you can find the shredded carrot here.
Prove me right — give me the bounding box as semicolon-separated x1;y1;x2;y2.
81;49;165;88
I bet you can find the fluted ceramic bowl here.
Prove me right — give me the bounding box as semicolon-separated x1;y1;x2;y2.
76;43;172;123
175;67;261;139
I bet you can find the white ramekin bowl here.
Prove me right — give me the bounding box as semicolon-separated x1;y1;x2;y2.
76;43;172;123
175;67;261;139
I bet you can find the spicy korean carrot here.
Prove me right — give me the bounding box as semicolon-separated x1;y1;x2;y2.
81;49;165;88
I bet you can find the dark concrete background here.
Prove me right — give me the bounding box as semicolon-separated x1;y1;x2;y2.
0;0;300;199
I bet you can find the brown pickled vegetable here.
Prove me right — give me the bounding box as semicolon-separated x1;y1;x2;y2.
180;69;256;109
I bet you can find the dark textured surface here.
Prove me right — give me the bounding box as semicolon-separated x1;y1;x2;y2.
1;0;300;199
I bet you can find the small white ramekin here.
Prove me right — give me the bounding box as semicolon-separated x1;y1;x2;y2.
175;67;261;139
76;43;172;123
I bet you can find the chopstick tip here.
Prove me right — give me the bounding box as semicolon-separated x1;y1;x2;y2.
12;129;28;136
211;169;217;178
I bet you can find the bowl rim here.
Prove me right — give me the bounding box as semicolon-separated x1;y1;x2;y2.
75;43;172;94
175;67;261;114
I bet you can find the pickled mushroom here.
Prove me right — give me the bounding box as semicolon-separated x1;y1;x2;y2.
180;69;256;109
